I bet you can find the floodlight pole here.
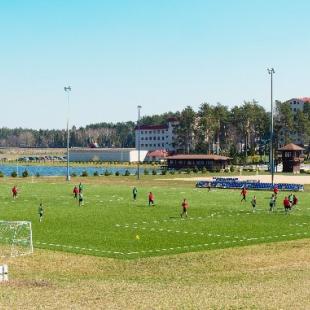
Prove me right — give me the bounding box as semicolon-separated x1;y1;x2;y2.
267;68;275;185
64;86;71;181
137;105;142;180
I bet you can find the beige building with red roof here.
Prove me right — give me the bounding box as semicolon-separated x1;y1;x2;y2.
135;118;178;152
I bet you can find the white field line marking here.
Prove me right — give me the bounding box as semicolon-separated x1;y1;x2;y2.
35;241;125;256
289;222;309;227
118;208;296;227
34;231;309;258
125;231;309;255
116;223;309;241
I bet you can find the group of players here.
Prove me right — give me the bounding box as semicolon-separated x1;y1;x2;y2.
240;186;298;213
9;182;85;223
8;182;299;224
132;187;189;217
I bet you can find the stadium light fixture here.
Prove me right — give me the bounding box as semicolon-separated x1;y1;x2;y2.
64;86;72;181
267;68;275;185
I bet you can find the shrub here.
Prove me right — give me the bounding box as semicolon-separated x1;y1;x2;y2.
11;171;17;178
169;170;175;175
81;170;88;177
161;169;167;175
35;172;40;177
144;169;149;175
115;171;120;176
230;165;235;172
152;169;157;175
71;172;77;177
104;169;110;176
224;168;230;173
22;170;29;178
185;168;191;174
0;171;4;177
193;166;199;173
93;171;99;176
202;167;207;174
124;170;130;176
215;168;221;173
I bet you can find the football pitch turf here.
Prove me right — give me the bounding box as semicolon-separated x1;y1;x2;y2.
0;177;309;259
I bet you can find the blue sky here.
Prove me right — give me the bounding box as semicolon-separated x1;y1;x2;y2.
0;0;309;129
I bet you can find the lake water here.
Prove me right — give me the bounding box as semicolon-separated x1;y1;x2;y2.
0;164;154;177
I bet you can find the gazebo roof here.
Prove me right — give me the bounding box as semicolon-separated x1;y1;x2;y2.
278;143;305;151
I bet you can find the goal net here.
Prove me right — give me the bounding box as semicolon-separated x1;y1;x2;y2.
0;221;33;258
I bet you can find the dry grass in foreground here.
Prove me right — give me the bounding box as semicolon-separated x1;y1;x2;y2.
1;239;309;310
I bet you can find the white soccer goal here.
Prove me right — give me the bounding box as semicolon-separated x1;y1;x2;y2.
0;221;33;258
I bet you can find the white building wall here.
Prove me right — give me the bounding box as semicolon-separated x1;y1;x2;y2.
69;148;148;162
135;120;178;151
288;98;305;113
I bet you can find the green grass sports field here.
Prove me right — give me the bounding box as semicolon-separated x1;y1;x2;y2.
0;177;309;259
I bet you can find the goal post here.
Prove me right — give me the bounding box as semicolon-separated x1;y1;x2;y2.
0;221;33;258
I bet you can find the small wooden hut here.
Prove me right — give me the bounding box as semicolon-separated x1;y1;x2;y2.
278;143;304;173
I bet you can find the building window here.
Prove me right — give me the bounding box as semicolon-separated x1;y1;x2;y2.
150;137;152;140
141;137;144;140
145;137;148;140
162;130;164;133
141;144;144;147
158;144;160;147
157;130;160;133
141;131;144;134
149;131;152;134
162;143;164;147
145;144;148;147
162;137;164;140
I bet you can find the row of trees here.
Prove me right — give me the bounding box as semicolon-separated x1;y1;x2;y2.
1;100;309;157
0;122;136;149
177;100;310;157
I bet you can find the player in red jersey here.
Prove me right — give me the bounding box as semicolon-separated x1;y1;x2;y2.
180;198;189;218
240;187;247;202
148;192;155;206
12;185;18;199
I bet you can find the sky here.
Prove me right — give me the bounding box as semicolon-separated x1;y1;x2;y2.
0;0;309;129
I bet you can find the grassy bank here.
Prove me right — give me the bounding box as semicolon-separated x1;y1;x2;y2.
1;239;309;309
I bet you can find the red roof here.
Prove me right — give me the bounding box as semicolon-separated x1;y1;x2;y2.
278;143;305;151
135;125;168;130
147;149;169;158
300;97;310;102
166;154;231;161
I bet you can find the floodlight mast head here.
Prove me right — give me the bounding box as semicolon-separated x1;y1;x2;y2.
64;86;71;92
267;68;275;74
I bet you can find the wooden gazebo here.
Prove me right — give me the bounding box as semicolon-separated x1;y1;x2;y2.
278;143;304;173
166;154;231;171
